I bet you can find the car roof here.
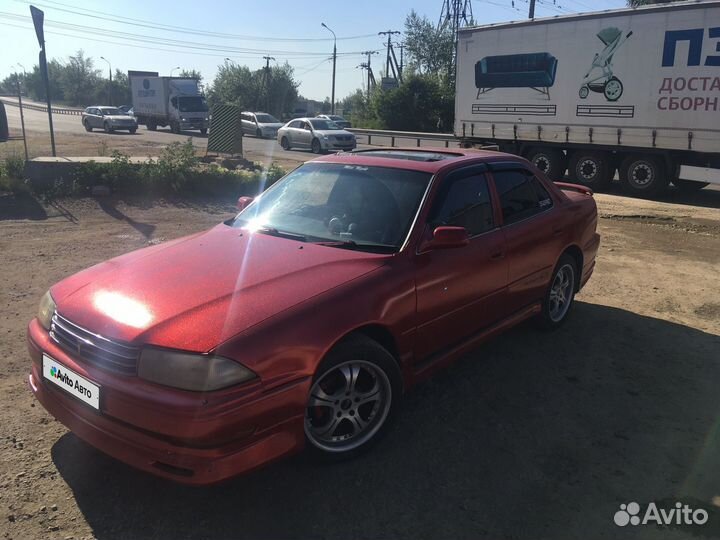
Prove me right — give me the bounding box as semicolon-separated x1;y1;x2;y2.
310;147;529;174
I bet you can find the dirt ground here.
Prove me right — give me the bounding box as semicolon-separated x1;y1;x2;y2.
0;186;719;540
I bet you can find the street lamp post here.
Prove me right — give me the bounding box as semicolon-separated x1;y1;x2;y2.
321;22;337;115
170;66;181;77
99;56;112;105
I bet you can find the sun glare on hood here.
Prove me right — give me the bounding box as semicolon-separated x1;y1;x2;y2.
93;291;154;329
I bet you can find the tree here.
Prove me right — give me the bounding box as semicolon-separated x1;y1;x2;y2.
179;69;202;81
208;62;298;117
60;50;102;106
371;74;452;132
627;0;678;5
404;10;454;78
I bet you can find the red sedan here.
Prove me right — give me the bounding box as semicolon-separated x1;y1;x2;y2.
27;148;599;484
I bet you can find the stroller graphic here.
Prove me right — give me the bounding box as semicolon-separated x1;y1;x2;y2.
579;27;633;102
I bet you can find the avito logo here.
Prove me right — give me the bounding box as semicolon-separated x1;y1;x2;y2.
614;501;708;527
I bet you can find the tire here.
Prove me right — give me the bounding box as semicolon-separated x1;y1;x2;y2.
280;136;291;150
311;138;322;154
83;120;92;132
103;122;113;134
129;127;137;134
604;77;623;102
146;121;157;131
256;128;263;138
526;147;566;180
304;335;401;458
619;154;668;197
579;86;589;99
568;151;613;190
200;128;208;135
538;254;577;330
673;179;709;193
171;122;180;134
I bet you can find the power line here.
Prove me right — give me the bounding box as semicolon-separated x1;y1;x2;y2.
11;0;378;43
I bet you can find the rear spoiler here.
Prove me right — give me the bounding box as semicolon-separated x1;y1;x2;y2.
554;181;593;196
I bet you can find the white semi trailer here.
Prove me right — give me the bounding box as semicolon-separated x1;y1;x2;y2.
129;71;209;134
454;0;720;196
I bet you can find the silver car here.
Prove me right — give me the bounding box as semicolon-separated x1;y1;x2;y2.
277;117;357;154
82;106;138;134
241;112;284;138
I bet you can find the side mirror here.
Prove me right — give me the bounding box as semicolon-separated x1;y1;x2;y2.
236;196;254;211
420;226;469;252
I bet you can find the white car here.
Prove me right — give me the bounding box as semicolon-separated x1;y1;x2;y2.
241;112;284;138
277;117;357;154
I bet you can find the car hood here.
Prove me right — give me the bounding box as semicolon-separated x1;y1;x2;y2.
315;129;354;137
258;122;283;130
50;225;386;352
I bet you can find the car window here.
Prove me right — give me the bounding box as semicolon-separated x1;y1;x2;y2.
494;169;552;225
428;171;494;236
287;120;299;128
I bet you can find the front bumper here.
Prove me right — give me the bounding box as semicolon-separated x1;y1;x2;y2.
180;120;209;130
321;139;357;151
26;319;309;485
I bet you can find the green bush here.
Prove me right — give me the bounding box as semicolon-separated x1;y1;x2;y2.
28;143;287;199
5;155;25;179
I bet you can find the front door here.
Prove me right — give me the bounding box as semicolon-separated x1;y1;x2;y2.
414;166;508;360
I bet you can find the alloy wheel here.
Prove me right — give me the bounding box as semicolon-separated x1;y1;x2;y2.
548;263;575;323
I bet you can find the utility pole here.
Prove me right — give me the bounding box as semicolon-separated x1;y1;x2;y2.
394;42;405;79
438;0;474;80
263;55;275;112
361;51;378;99
13;69;28;161
100;56;112;105
378;30;401;82
321;23;337;114
528;0;536;18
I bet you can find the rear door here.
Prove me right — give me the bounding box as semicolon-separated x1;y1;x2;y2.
490;164;565;314
414;165;508;359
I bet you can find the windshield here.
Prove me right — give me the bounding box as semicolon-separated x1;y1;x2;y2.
232;162;431;251
309;119;341;130
329;115;344;121
178;96;209;112
255;113;279;123
99;107;122;115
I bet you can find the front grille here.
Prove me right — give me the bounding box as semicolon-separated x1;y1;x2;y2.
50;312;139;375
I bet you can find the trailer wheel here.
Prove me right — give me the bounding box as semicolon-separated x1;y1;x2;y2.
619;154;668;197
146;120;157;131
673;179;709;192
526;147;566;180
568;151;613;190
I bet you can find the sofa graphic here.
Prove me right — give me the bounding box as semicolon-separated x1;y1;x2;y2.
475;52;558;100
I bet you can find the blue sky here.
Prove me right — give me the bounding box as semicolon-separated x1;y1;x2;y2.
1;0;627;101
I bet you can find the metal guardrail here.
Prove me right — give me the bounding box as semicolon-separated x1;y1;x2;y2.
0;97;83;116
348;128;458;148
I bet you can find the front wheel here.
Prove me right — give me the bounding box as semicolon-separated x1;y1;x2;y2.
304;336;400;458
129;127;137;134
146;121;157;131
280;136;291;150
83;120;92;132
200;128;208;135
256;128;263;138
311;138;322;154
604;77;623;101
538;254;577;330
103;122;113;133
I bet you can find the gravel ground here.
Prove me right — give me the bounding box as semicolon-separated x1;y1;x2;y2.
0;187;719;540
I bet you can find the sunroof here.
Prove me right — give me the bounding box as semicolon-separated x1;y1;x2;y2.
351;150;460;162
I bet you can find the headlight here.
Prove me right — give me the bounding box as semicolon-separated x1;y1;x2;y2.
321;135;329;140
181;117;188;121
204;117;209;121
138;348;257;391
38;290;56;330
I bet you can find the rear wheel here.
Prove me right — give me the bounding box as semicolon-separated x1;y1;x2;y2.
146;120;157;131
619;154;668;197
304;336;401;458
311;138;322;154
526;147;566;180
280;136;291;150
673;178;708;193
538;254;577;330
568;151;613;190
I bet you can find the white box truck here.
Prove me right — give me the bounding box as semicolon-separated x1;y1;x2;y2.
455;0;720;196
129;71;209;134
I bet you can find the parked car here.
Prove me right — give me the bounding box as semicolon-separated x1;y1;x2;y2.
82;106;138;134
27;148;599;485
241;112;283;138
316;114;351;129
277;117;356;153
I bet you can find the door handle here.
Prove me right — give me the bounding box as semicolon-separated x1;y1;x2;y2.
490;251;505;260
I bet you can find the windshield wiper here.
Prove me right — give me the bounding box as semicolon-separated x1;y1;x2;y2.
256;227;307;242
312;240;396;252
